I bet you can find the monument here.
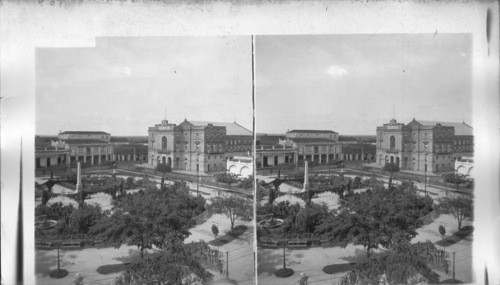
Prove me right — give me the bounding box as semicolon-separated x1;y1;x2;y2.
75;162;82;191
302;160;310;192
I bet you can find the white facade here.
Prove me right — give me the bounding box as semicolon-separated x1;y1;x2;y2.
455;156;473;177
227;156;253;178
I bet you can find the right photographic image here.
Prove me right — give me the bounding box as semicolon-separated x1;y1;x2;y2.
255;34;474;285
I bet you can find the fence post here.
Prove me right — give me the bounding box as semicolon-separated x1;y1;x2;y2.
452;252;456;280
226;251;229;279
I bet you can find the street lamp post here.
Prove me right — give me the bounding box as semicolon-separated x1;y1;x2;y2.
196;152;200;197
423;142;428;196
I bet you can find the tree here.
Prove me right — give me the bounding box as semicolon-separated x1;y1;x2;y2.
125;177;135;189
128;240;213;284
383;162;400;188
438;195;473;231
215;171;240;190
268;186;278;205
211;224;219;238
41;189;51;206
438;225;446;238
352;176;362;189
208;195;252;231
155;162;172;175
239;175;254;190
90;182;205;258
281;202;330;237
443;173;468;190
340;240;449;285
315;186;432;257
65;204;106;235
35;202;74;221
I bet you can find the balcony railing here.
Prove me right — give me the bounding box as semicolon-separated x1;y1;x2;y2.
156;149;172;154
385;148;399;154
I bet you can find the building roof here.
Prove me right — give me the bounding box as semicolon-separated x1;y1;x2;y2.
114;144;148;155
62;139;109;145
414;120;473;136
338;136;358;142
290;138;337;143
187;121;252;136
60;131;110;135
287;129;338;134
110;137;130;143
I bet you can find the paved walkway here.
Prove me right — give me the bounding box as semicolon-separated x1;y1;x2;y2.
257;213;473;285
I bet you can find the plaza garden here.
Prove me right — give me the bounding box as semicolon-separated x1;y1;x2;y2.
256;169;473;284
35;169;254;285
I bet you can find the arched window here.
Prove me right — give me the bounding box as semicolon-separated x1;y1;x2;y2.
390;136;396;149
162;136;167;150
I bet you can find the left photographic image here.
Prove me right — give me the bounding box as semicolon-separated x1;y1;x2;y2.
34;36;255;285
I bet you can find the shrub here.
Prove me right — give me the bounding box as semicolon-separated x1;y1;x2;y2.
352;176;362;189
275;268;294;278
96;263;130;274
322;263;356;274
49;269;68;279
155;163;172;173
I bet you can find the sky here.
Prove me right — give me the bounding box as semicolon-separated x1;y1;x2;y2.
36;34;472;137
36;36;253;136
255;34;472;135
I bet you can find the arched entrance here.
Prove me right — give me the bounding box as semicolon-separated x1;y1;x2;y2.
162;156;166;164
240;166;251;177
229;165;238;175
395;157;400;167
168;157;172;167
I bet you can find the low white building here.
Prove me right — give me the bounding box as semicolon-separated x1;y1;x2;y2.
455;156;473;177
227;156;253;178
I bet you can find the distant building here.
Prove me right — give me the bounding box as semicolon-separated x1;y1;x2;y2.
256;133;285;147
255;129;375;169
54;131;114;165
147;119;252;173
286;129;339;141
110;137;130;145
188;121;253;159
227;156;253;178
114;144;148;162
376;119;473;174
35;131;115;169
256;144;297;168
59;131;110;142
280;129;340;164
455;156;473;177
35;136;70;169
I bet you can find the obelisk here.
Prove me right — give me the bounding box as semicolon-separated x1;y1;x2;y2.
302;160;310;192
76;162;82;191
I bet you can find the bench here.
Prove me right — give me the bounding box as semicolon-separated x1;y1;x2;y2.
287;240;308;248
61;240;82;249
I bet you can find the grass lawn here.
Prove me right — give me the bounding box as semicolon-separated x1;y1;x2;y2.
209;225;248;246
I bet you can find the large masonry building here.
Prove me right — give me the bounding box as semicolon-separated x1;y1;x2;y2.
148;119;252;173
376;119;473;174
35;131;115;169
